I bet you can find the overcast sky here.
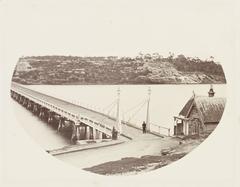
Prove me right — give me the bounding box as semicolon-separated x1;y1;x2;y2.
1;0;236;62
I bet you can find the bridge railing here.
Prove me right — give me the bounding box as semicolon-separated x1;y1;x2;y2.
11;85;114;136
150;123;171;136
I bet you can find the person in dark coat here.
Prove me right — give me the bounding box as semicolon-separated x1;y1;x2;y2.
112;126;118;140
142;121;146;133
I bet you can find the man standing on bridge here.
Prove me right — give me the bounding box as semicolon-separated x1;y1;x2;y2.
112;126;118;140
142;121;146;134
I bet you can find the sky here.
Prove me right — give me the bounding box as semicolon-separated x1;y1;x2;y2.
1;0;237;62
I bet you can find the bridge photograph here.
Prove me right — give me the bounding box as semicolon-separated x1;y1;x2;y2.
2;1;237;187
10;57;226;175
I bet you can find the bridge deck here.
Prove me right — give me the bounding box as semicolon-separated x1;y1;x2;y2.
11;83;116;127
11;83;161;139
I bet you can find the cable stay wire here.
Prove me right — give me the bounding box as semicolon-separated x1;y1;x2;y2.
127;100;147;123
102;99;117;112
123;99;148;115
98;98;119;125
106;101;117;117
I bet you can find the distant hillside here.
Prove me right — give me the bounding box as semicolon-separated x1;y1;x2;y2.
12;55;226;85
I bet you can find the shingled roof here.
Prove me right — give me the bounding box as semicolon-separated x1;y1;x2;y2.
179;95;226;123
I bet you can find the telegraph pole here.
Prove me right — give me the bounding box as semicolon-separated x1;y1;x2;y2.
146;86;151;132
116;87;122;135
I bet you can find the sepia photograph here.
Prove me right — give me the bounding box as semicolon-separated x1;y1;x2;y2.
10;54;227;175
1;0;239;186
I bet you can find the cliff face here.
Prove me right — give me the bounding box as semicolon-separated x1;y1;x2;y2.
12;56;226;85
144;61;226;84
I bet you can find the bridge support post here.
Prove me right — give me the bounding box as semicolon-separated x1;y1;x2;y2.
91;128;96;140
19;96;23;104
89;127;93;139
23;98;26;106
96;130;102;139
76;125;81;141
40;108;45;120
33;104;38;115
39;108;43;118
71;125;76;142
72;121;81;141
57;118;63;132
22;97;24;105
33;104;36;113
17;95;20;102
79;126;84;140
47;112;53;124
85;126;90;140
27;101;31;110
24;98;28;107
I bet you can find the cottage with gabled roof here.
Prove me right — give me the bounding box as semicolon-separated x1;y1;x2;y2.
173;85;226;136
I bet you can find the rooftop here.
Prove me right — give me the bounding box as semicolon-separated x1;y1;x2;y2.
179;95;226;123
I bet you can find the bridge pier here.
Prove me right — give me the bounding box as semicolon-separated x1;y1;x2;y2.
38;107;46;121
85;126;90;139
23;98;28;107
11;84;115;143
47;111;54;124
52;114;60;128
89;127;93;139
19;96;23;104
71;123;104;142
102;133;107;139
39;107;44;119
33;104;36;113
16;94;19;102
57;117;64;132
17;94;20;102
71;123;81;142
92;128;97;139
21;96;25;105
96;130;103;139
17;95;20;103
27;100;32;110
44;109;49;122
76;126;81;140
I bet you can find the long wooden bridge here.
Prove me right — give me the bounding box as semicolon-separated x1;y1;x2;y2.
10;83;169;142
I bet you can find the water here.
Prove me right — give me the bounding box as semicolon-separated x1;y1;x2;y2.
13;84;226;149
12;98;71;150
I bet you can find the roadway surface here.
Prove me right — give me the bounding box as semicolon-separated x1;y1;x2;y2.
56;135;179;169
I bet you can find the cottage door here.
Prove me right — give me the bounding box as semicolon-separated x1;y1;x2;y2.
191;118;201;135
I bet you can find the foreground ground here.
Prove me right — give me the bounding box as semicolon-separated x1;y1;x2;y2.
84;136;205;175
55;134;179;169
55;133;206;175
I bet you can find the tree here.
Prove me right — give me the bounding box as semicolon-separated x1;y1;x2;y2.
176;54;187;63
167;52;174;62
152;52;160;60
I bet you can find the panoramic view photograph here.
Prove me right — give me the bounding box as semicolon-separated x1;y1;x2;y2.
10;53;226;175
4;0;231;178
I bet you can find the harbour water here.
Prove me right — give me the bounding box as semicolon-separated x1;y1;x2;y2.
12;84;227;150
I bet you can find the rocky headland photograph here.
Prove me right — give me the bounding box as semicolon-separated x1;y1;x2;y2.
12;54;226;85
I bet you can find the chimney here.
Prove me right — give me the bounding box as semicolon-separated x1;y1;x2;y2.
208;84;215;97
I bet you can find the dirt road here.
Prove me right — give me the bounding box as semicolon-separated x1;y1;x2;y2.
55;134;179;169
